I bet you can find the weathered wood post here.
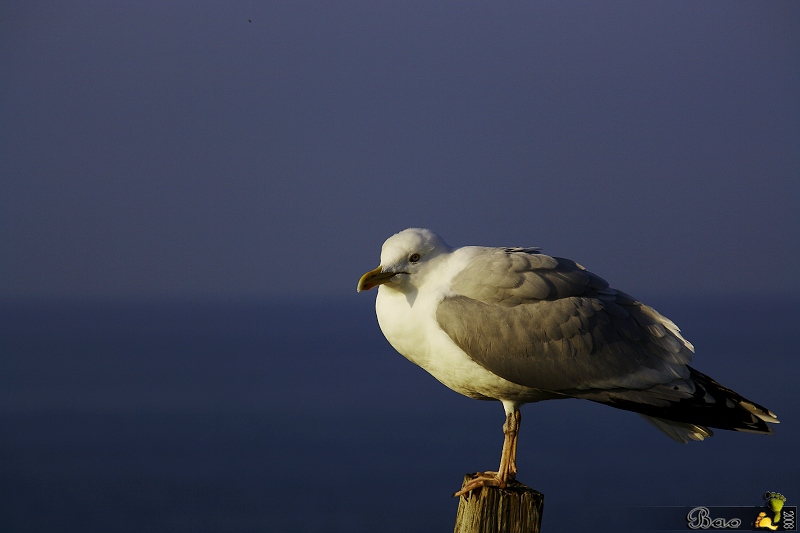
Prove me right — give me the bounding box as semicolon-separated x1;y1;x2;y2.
453;475;544;533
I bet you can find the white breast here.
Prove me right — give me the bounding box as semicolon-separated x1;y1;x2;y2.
375;265;554;404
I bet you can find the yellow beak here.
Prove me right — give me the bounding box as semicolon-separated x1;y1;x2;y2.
357;266;396;292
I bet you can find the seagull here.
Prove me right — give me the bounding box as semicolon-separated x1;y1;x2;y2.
357;228;779;497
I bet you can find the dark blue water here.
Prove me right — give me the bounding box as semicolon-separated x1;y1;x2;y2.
1;297;797;532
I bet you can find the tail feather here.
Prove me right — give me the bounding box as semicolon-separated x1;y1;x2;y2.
585;366;779;439
640;415;713;444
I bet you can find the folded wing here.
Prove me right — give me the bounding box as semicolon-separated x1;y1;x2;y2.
437;247;693;392
436;247;777;439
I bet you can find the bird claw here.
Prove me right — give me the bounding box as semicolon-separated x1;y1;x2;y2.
453;471;511;498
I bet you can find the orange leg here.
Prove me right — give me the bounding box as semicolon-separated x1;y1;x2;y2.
454;406;522;498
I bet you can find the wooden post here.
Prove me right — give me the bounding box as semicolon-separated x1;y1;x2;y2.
453;475;544;533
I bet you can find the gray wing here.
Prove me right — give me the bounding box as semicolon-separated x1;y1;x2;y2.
436;247;694;393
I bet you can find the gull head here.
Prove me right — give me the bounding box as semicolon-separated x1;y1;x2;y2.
357;228;451;292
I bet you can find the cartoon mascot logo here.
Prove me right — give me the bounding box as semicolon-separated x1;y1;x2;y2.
755;492;787;530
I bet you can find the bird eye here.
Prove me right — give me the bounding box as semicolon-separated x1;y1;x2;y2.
409;253;421;263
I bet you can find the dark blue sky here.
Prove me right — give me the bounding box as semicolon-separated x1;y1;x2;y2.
2;1;798;300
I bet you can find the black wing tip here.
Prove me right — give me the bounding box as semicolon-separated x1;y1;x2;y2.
598;367;779;437
688;367;779;432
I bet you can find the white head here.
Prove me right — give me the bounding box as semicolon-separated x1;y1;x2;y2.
357;228;452;292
